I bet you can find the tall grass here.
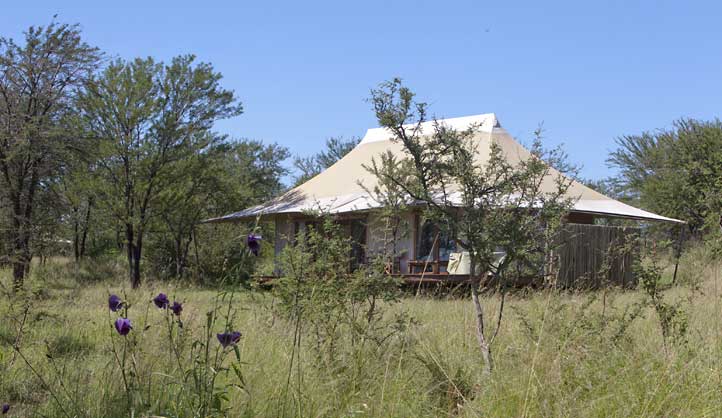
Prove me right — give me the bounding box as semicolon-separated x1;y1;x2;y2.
1;252;722;417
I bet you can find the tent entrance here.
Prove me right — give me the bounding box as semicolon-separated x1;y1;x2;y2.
408;217;456;274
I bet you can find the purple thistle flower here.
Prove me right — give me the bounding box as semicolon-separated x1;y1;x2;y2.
217;331;242;348
108;294;123;312
153;293;169;309
170;301;183;316
115;318;132;336
1;403;9;415
247;234;262;256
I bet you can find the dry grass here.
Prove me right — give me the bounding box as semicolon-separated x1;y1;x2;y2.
1;252;721;417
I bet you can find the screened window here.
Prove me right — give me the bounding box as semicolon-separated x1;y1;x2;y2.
416;219;455;261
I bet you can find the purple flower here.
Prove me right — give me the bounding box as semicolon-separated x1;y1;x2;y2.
108;294;123;312
153;293;169;309
170;301;183;316
217;331;242;348
247;234;262;256
115;318;132;336
1;403;9;415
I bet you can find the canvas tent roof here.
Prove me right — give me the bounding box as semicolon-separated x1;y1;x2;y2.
208;114;683;224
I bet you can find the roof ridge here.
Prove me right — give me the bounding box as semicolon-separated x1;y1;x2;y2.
359;113;499;145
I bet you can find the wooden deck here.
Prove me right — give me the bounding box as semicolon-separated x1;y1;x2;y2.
254;272;477;287
393;273;473;285
254;270;547;290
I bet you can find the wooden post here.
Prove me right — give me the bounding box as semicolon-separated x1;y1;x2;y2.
671;224;685;286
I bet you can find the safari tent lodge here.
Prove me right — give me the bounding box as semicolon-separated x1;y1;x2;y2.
208;114;682;288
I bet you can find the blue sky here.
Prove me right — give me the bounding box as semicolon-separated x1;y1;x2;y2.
3;1;721;182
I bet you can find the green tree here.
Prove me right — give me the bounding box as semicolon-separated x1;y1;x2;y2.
77;56;242;288
608;119;722;236
292;136;360;185
51;146;100;262
0;22;101;288
151;139;289;280
368;79;575;373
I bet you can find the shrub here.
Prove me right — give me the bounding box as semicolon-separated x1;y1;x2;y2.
273;215;411;385
637;261;689;350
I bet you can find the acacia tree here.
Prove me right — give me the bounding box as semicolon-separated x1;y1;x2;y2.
0;22;100;288
77;55;242;288
608;119;722;237
368;79;575;373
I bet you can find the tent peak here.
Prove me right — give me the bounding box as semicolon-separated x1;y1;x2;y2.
359;113;500;145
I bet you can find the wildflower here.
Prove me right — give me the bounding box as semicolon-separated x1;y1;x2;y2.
247;234;261;256
115;318;132;336
217;331;242;348
1;404;9;414
153;293;169;309
170;301;183;316
108;294;123;312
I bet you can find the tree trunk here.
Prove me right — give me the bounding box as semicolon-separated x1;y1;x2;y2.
10;219;31;291
79;200;92;259
469;258;493;374
174;235;184;278
126;223;133;285
125;223;142;289
11;245;31;291
178;230;193;279
12;257;26;291
131;243;141;288
134;229;144;288
116;226;123;250
79;227;88;260
9;165;39;290
192;227;201;283
73;207;81;262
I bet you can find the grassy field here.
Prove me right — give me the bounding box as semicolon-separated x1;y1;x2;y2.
1;251;722;418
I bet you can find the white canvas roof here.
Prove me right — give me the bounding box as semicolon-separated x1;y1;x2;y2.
208;114;683;224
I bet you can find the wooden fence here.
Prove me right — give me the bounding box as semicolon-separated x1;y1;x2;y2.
553;223;640;289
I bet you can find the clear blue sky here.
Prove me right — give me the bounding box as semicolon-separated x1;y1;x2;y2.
3;0;721;182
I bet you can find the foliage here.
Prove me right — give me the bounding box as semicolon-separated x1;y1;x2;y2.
637;259;689;351
0;21;300;289
367;78;575;372
608;118;722;238
146;140;288;281
76;55;243;287
273;215;410;392
52;150;100;262
0;21;101;288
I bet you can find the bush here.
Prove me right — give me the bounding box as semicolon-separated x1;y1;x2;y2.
273;215;411;384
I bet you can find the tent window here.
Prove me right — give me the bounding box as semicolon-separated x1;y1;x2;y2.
349;219;366;270
416;219;455;262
